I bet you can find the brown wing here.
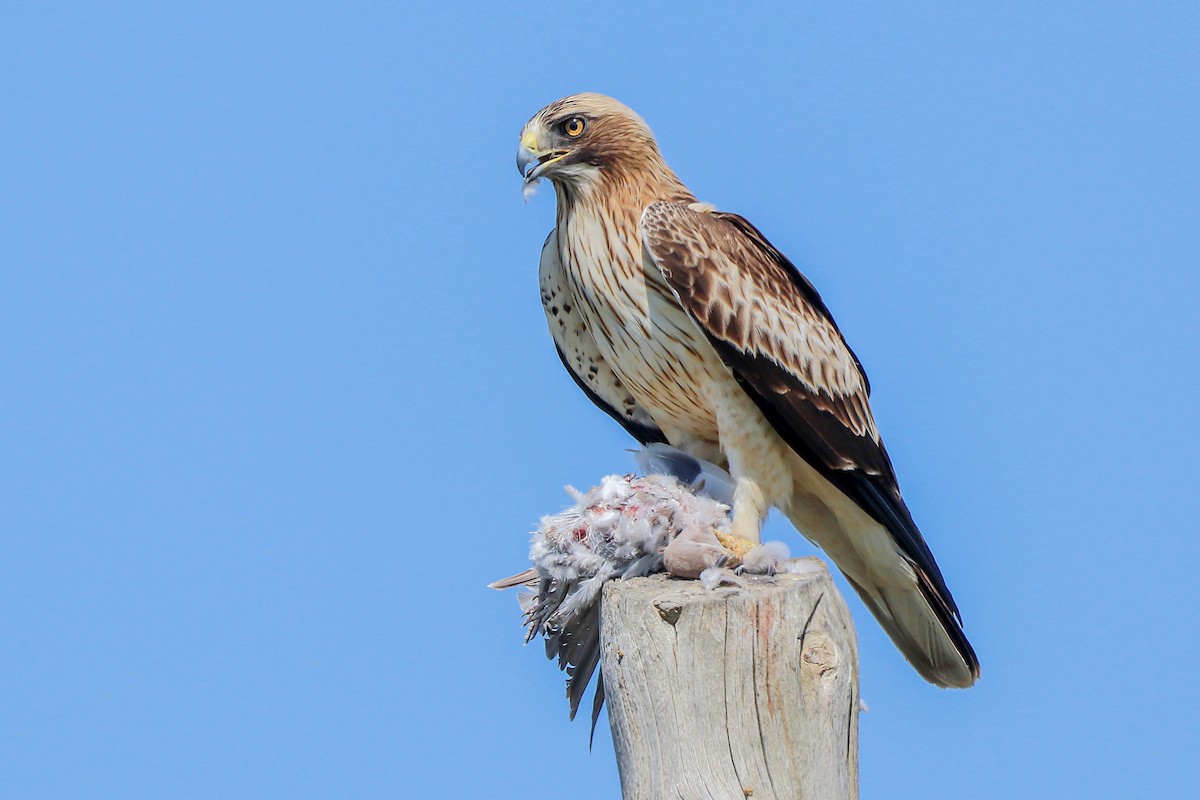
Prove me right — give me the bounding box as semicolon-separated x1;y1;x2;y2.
640;201;964;623
539;230;665;445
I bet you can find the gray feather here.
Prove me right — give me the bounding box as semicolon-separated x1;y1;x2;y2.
633;443;736;506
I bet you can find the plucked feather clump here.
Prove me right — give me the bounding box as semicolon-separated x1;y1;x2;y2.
527;473;732;631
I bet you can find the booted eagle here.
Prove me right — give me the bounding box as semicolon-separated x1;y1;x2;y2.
517;93;978;688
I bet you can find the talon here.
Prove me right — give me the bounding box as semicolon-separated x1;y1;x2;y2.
714;530;757;568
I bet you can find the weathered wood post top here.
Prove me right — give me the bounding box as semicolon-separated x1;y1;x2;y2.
600;557;860;800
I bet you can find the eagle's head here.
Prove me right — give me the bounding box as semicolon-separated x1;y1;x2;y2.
517;93;675;201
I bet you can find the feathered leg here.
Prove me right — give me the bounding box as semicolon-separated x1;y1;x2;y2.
712;381;795;547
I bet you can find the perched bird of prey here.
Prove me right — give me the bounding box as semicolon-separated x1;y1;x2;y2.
517;93;979;688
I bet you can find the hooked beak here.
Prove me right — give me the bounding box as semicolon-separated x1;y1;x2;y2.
516;128;568;184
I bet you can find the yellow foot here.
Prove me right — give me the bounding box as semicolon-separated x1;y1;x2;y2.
714;530;757;568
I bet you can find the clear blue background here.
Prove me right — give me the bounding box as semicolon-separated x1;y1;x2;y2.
3;3;1197;797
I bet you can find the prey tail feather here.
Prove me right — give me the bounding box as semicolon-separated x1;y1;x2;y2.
488;568;538;590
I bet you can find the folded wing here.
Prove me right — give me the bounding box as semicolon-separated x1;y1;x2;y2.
640;202;978;686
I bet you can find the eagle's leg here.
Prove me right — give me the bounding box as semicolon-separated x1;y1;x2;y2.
712;382;795;550
727;479;768;545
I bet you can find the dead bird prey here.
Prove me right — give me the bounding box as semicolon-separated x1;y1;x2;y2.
491;447;788;733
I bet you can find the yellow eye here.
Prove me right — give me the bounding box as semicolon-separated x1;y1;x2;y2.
562;117;585;137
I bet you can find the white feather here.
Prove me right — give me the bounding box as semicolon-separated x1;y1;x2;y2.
522;178;540;202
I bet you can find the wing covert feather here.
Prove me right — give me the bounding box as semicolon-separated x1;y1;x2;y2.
640;203;886;474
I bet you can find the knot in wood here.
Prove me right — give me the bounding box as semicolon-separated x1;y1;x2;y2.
801;631;839;676
654;600;683;626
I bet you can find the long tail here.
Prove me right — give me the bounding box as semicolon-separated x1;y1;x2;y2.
784;507;979;688
843;570;979;688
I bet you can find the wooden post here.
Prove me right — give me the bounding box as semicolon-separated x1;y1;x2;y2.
599;558;859;800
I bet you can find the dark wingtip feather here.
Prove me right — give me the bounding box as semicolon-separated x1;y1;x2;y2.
588;673;606;749
563;603;602;720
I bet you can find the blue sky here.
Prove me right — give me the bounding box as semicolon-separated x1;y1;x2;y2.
2;3;1197;797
